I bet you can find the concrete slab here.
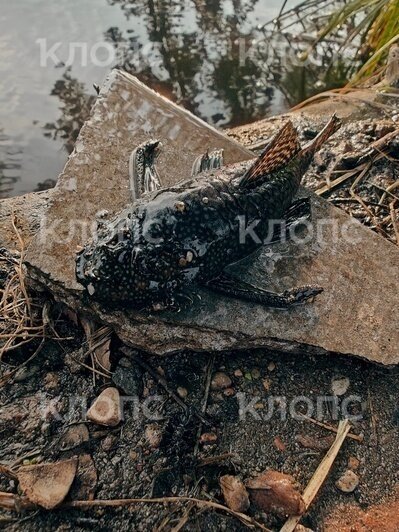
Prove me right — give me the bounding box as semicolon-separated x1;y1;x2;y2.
23;70;399;365
0;191;51;251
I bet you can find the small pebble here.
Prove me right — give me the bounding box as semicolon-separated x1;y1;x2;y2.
87;387;122;427
251;368;261;379
59;424;89;450
129;450;138;461
200;432;217;445
44;372;60;392
274;436;286;452
223;387;235;397
267;362;276;372
348;456;360;470
262;378;271;391
331;376;350;396
211;372;232;390
101;435;117;452
336;470;359;493
145;424;163;449
234;369;243;378
177;386;188;399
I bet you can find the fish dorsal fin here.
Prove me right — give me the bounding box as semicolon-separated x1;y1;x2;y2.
239;121;301;188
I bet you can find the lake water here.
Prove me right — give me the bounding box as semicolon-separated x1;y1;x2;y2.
0;0;305;197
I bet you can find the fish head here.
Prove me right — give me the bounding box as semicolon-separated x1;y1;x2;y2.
75;200;193;305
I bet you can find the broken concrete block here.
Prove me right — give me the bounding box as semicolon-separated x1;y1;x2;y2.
13;69;399;366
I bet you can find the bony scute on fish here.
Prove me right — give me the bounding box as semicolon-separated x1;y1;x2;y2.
76;115;341;310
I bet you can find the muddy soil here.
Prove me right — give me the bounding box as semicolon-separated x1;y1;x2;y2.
0;312;398;531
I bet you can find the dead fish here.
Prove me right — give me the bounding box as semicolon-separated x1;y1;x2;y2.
76;115;341;310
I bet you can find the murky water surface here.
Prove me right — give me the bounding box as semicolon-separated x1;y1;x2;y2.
1;0;332;197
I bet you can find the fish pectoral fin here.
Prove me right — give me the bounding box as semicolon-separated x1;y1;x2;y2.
268;196;312;244
129;140;162;200
191;148;224;176
204;272;322;309
239;121;301;188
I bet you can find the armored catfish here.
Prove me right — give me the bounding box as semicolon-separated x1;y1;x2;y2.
76;115;341;310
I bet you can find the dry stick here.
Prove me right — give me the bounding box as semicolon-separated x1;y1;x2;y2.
373;183;399;203
194;353;215;455
0;493;270;531
121;347;209;425
349;165;390;239
0;465;17;481
296;413;363;442
0;338;45;387
280;419;351;532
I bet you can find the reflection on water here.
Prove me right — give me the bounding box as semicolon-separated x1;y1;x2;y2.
0;0;347;198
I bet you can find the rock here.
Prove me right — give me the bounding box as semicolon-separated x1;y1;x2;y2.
177;386;188;399
87;387;122;427
211;372;232;390
129;450;138;461
59;423;89;451
0;190;51;251
220;475;250;513
336;470;359;493
112;358;143;397
331;376;350;396
246;470;305;517
145;424;163;449
101;434;118;452
268;362;276;372
223;387;235;397
348;456;360;470
70;454;97;500
17;458;78;509
234;369;243;377
262;378;271;391
44;372;60;392
4;69;397;366
274;436;286;452
251;368;261;379
200;432;218;445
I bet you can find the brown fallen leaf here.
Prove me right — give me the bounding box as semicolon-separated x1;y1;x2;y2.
220;475;250;513
17;458;78;509
296;433;335;451
246;470;305;517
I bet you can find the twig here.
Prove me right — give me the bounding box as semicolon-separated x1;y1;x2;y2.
121;347;209;426
389;201;399;245
194;353;215;455
280;419;351;532
0;493;270;530
0;338;45;387
0;464;18;481
296;413;363;442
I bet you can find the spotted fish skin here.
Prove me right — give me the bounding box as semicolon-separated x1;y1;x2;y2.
76;115;341;308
